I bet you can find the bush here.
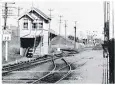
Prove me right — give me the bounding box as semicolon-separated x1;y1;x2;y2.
92;43;103;50
9;45;20;55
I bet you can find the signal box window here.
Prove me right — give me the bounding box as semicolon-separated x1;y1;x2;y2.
39;22;43;28
32;23;37;30
23;18;28;29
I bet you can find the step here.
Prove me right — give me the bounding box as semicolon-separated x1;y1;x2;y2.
35;50;40;52
27;54;33;56
26;54;33;56
34;51;40;53
33;53;40;55
28;51;34;53
29;50;33;52
35;52;40;54
35;49;40;51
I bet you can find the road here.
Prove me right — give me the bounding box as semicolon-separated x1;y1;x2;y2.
60;48;103;84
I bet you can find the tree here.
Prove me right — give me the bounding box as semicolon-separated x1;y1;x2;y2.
68;35;79;42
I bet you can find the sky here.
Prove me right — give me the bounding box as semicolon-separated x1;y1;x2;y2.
1;0;115;39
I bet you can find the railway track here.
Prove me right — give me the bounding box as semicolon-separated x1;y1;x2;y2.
2;55;60;76
55;58;71;83
31;55;57;83
3;57;86;84
3;49;79;84
3;56;51;70
31;57;71;84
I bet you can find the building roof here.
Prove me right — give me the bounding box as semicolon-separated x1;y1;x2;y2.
19;7;51;22
29;7;51;21
18;13;35;21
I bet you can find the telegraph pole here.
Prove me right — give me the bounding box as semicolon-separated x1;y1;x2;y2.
103;1;110;84
48;9;53;54
112;2;114;38
64;20;67;45
74;21;77;49
3;3;8;30
106;2;110;84
58;15;63;50
3;2;15;30
17;7;22;37
2;2;15;61
48;9;53;45
16;7;23;47
59;15;63;36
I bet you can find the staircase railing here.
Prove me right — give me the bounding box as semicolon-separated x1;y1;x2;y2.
33;28;43;54
24;47;30;57
33;29;38;53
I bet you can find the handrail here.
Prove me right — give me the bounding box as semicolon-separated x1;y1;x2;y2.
33;29;38;53
24;47;30;57
33;30;43;53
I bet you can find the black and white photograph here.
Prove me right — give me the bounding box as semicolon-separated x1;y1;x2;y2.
1;0;115;84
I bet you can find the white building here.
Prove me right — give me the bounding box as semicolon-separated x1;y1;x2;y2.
19;7;51;57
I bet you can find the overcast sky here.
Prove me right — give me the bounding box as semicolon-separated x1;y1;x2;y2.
1;0;115;39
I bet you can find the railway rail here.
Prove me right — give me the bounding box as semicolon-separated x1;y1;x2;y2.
55;58;71;83
2;55;60;76
31;55;57;83
3;57;48;70
2;49;79;83
31;57;71;84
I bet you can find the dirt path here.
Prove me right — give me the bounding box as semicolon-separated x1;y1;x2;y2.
60;49;103;84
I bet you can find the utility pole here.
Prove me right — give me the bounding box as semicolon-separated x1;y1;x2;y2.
112;2;114;38
106;2;110;84
64;20;67;45
3;3;8;30
58;15;63;50
2;2;15;61
48;9;53;45
74;21;77;49
48;9;53;54
59;15;63;36
3;2;15;30
17;7;23;38
103;1;110;84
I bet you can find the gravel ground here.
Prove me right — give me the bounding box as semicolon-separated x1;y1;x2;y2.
2;58;68;84
2;60;54;84
3;48;104;84
59;49;103;84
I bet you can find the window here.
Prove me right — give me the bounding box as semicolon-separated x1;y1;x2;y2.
23;23;28;28
32;23;37;29
23;18;28;29
39;22;43;28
